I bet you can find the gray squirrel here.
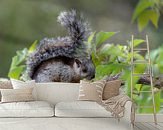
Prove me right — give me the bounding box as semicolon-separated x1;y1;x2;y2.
26;10;95;83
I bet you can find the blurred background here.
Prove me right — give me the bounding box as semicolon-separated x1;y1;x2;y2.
0;0;163;78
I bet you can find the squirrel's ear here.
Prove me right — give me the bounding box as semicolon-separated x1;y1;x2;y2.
74;59;81;68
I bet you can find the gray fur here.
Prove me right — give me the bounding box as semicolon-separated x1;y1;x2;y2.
26;10;95;83
33;57;81;83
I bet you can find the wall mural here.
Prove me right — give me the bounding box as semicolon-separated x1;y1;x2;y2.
26;10;95;83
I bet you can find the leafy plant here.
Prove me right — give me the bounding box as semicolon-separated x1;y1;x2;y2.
86;31;162;113
8;40;38;81
86;32;146;80
8;48;28;79
148;45;163;76
132;0;163;31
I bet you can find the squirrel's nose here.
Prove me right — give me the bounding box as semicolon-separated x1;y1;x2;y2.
90;74;95;79
86;74;95;80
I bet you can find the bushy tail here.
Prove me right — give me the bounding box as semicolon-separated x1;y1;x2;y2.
57;10;90;46
27;10;91;79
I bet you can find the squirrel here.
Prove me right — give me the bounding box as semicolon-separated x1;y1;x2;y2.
26;10;95;83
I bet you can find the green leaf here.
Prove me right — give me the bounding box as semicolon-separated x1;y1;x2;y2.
153;64;160;76
95;63;126;80
134;53;145;60
137;9;160;31
133;39;145;47
134;64;146;74
86;32;96;54
157;48;163;68
149;48;159;62
155;91;161;112
135;84;142;92
137;10;150;31
91;52;100;66
96;64;112;76
88;32;96;44
99;44;126;58
95;31;117;47
8;65;25;79
132;0;155;22
149;10;160;28
10;48;28;67
29;40;38;53
8;48;28;80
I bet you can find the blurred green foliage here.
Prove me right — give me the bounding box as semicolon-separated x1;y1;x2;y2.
132;0;163;31
149;46;163;76
0;0;62;77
